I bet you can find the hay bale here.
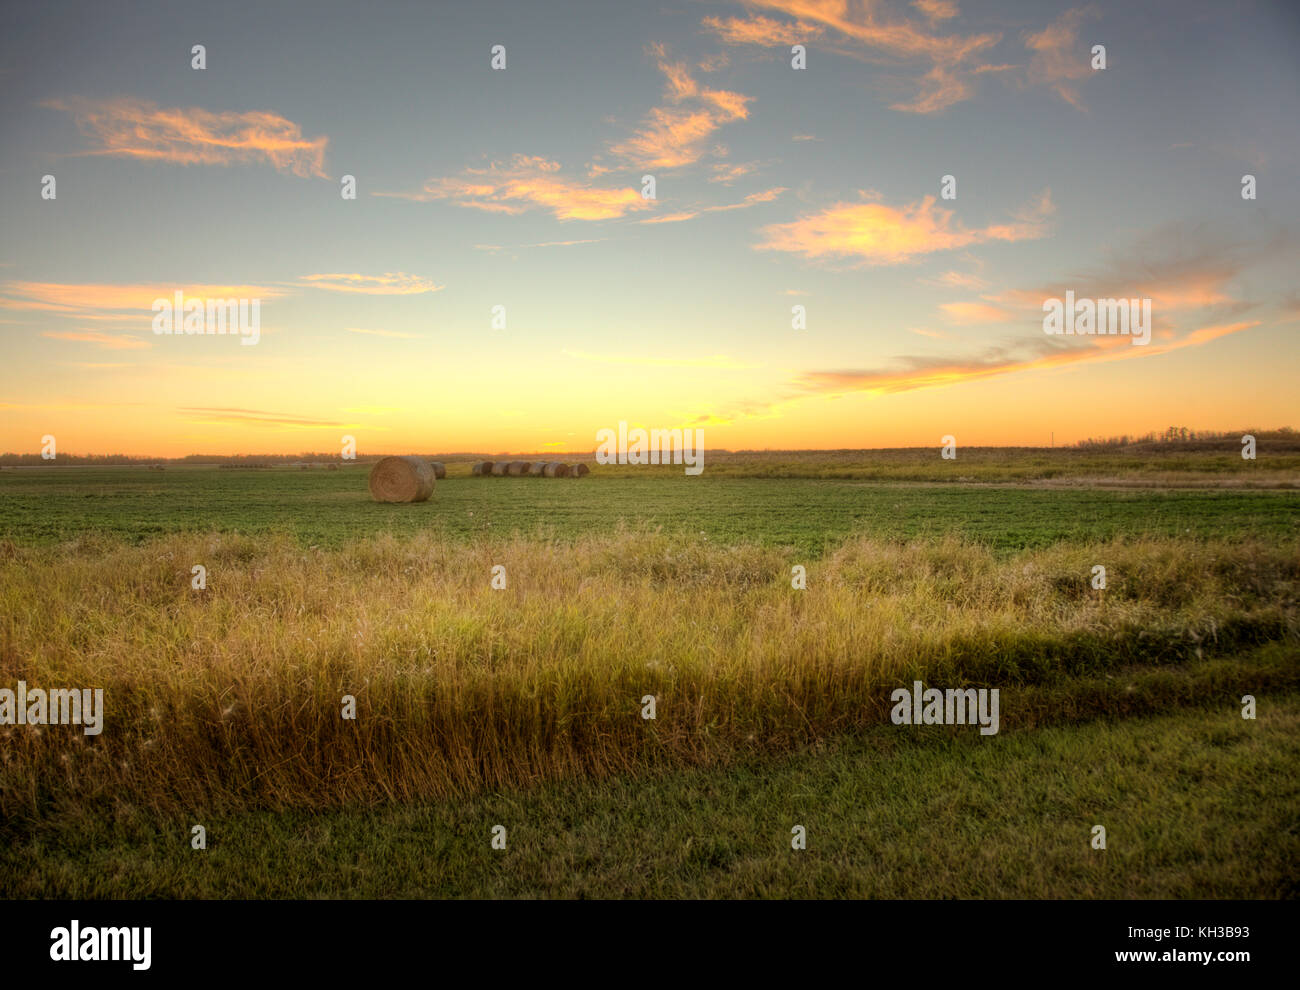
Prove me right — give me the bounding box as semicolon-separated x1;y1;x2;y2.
570;463;590;477
490;461;509;476
528;461;547;476
472;461;493;476
428;461;446;479
506;460;528;476
368;456;435;503
543;462;571;478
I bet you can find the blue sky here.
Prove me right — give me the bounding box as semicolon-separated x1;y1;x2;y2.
1;0;1297;454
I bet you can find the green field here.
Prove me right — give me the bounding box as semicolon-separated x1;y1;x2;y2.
1;453;1297;898
1;462;1296;554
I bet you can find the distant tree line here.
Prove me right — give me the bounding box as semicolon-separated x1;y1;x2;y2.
1072;427;1298;451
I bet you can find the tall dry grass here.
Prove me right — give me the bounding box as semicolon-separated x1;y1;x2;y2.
1;528;1296;824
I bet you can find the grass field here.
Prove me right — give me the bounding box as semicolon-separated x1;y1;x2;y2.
1;459;1297;554
6;690;1297;898
1;450;1297;898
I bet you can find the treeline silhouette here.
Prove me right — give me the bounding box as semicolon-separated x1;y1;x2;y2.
1071;427;1299;452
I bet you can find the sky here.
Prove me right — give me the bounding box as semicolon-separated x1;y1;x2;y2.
1;0;1297;456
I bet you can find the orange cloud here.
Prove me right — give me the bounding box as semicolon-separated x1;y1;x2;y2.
926;270;989;289
606;53;751;169
710;161;760;183
746;225;1275;415
913;0;960;23
640;212;700;225
639;187;786;224
702;14;826;45
755;190;1052;265
909;327;955;339
793;319;1262;398
744;0;997;61
1;282;284;316
715;0;1002;113
1023;7;1100;111
298;273;441;295
939;301;1010;323
45;98;328;177
379;155;649;220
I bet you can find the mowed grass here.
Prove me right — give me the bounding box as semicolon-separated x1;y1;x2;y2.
5;692;1297;898
1;463;1297;555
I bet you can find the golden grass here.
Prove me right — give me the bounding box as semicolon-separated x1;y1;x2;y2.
1;528;1296;823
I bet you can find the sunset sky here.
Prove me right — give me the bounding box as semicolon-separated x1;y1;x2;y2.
1;0;1297;456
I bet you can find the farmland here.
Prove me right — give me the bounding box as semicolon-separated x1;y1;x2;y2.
1;450;1297;897
0;453;1297;554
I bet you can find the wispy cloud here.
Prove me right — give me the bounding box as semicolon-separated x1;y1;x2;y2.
913;0;960;24
45;97;329;177
41;330;149;350
939;301;1010;324
925;270;990;289
298;273;441;295
941;298;1008;322
908;326;955;339
709;161;761;183
706;3;1104;114
179;407;349;428
1;281;284;318
473;238;607;252
708;0;1003;113
563;349;760;370
995;220;1278;318
793;319;1261;398
755;189;1053;266
378;155;648;221
702;13;826;46
638;187;786;224
793;223;1279;397
605;46;752;169
1023;7;1100;111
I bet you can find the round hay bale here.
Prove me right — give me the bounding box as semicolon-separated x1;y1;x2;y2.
506;460;528;476
368;456;435;503
490;461;509;476
528;461;547;476
570;462;590;477
472;461;493;476
429;461;446;480
543;462;571;478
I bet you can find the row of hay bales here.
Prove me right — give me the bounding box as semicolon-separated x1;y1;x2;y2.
369;456;585;502
472;460;589;478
